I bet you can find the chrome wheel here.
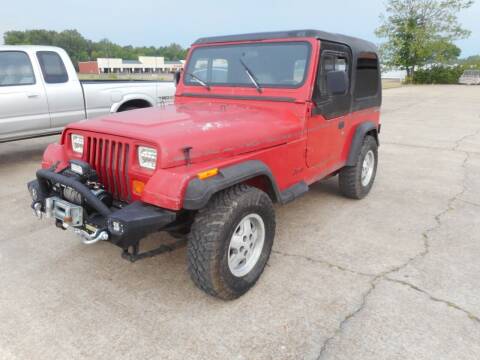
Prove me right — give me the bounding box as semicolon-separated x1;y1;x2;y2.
228;214;265;278
361;150;375;187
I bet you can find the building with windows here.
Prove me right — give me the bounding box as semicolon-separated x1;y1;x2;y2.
78;56;184;74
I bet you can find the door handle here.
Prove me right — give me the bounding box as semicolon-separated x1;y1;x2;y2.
27;93;39;98
338;120;345;129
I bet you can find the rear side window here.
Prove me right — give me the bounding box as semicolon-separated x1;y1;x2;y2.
0;51;35;86
37;51;69;83
354;54;379;99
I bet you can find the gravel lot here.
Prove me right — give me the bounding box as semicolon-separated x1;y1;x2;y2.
1;85;479;360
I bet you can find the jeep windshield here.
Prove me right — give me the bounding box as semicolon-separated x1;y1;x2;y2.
184;41;311;89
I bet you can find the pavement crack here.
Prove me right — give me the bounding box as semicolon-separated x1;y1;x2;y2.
315;128;479;358
384;129;478;275
382;142;450;151
456;198;480;208
383;128;480;154
272;250;373;278
317;277;379;359
452;128;480;152
385;277;480;324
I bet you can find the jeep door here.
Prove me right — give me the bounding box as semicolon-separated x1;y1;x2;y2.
306;41;352;172
0;50;50;141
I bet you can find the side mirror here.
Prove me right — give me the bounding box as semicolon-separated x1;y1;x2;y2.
326;71;348;95
174;71;181;86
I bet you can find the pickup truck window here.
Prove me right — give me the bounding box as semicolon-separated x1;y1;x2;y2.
0;51;35;86
37;51;69;84
185;42;311;88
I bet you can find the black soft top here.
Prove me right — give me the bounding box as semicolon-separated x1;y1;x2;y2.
193;29;378;57
193;29;381;111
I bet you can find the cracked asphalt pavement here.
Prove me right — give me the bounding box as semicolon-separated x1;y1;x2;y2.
1;85;479;359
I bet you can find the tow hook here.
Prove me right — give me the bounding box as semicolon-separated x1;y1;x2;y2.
74;228;109;245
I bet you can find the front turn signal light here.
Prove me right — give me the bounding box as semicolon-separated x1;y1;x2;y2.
132;180;145;195
197;168;219;180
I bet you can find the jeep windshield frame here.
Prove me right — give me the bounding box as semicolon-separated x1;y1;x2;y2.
183;41;312;90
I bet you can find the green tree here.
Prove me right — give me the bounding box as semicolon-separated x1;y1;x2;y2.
55;30;89;65
459;55;480;69
162;43;188;60
3;29;189;67
3;31;28;44
376;0;473;79
4;29;57;45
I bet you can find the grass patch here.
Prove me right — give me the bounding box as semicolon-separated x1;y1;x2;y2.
382;79;403;89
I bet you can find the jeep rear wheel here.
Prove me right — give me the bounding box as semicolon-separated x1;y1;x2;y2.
339;135;378;199
187;185;275;300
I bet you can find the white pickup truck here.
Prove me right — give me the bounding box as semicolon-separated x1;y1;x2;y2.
0;45;176;142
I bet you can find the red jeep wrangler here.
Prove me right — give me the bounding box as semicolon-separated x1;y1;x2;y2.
28;30;381;300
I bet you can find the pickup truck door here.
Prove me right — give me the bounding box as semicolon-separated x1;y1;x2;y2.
36;50;85;129
0;50;50;139
306;42;352;172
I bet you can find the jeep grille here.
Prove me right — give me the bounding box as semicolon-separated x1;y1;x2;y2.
85;135;131;201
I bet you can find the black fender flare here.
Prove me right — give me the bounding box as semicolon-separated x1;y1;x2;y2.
346;121;379;166
183;160;282;210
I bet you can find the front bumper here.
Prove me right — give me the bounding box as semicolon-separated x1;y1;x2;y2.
28;168;176;249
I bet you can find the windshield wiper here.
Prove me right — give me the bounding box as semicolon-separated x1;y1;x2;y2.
186;72;210;90
239;58;262;93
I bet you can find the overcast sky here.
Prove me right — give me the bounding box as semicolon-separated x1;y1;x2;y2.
1;0;478;57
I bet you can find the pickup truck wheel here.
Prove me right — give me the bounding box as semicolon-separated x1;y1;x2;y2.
187;185;275;300
339;135;378;199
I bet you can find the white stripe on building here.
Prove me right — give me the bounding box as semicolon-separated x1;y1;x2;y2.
97;56;184;74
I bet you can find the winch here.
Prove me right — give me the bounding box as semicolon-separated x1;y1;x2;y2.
28;157;177;259
58;160;113;210
28;160;114;237
61;183;113;210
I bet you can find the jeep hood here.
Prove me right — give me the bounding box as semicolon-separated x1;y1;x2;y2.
68;102;303;168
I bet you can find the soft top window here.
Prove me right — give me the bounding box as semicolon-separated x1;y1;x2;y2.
184;41;311;89
354;53;379;99
317;52;349;99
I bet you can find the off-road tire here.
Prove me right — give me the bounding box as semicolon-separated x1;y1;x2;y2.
339;135;378;199
187;185;275;300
